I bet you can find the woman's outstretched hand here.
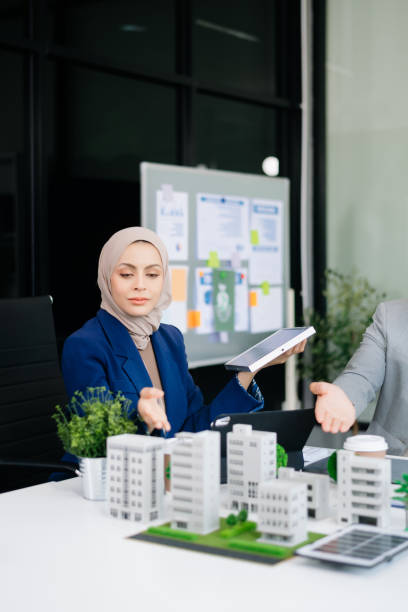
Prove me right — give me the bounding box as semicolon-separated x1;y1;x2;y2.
238;339;308;390
138;387;171;434
266;338;307;366
310;381;356;434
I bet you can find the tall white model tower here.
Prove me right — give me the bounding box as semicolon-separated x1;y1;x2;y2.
258;479;307;546
171;430;220;535
337;449;391;527
107;434;165;523
227;424;276;513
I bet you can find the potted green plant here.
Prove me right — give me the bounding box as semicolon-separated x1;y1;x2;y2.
53;386;137;500
299;269;386;383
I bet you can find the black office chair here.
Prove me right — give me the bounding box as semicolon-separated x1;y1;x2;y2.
0;296;77;493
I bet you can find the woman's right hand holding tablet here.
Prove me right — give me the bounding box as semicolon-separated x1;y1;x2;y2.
138;387;171;434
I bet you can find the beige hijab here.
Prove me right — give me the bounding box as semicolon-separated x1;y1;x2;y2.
97;227;172;349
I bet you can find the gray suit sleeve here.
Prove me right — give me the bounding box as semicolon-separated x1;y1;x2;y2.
334;302;386;418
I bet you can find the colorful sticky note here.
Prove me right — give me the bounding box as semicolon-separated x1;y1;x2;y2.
261;281;270;295
187;310;201;328
250;230;260;245
249;291;258;307
171;268;187;302
207;251;220;268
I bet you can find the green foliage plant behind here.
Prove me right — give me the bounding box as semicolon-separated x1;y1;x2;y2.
277;444;288;470
393;474;408;508
300;269;386;381
53;387;137;458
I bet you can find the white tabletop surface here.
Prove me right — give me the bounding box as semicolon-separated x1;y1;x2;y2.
1;475;407;612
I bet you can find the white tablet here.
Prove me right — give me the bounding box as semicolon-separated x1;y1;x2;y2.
224;326;315;372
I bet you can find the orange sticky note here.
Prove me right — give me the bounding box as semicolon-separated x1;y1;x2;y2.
171;268;187;302
249;291;258;307
187;310;201;328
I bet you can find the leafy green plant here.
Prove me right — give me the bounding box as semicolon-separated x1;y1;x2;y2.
393;474;408;529
277;443;288;470
393;474;408;506
327;451;337;481
299;269;386;381
226;513;238;526
237;509;248;523
53;387;137;458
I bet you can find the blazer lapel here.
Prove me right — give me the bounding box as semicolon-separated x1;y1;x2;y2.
97;310;151;393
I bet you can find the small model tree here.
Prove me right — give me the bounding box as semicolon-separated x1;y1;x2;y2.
277;444;288;470
393;474;408;530
226;513;237;526
237;509;248;523
327;451;337;481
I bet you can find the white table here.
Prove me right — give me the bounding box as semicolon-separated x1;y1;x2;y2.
1;476;407;612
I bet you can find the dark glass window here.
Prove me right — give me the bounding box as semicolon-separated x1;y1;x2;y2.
0;49;24;153
0;156;18;297
0;0;27;39
195;94;279;174
194;0;281;98
0;50;26;298
59;65;177;181
47;64;177;335
47;0;176;74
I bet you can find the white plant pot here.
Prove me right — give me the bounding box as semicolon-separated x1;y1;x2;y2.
79;457;107;501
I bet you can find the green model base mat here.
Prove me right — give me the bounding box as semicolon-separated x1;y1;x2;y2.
128;519;325;566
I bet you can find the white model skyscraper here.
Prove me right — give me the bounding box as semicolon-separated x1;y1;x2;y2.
258;479;308;546
227;424;276;513
107;434;165;523
171;430;220;535
337;449;391;528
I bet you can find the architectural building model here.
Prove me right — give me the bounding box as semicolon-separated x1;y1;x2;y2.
279;466;331;519
227;424;276;513
337;449;391;528
170;430;220;535
257;479;308;546
107;433;165;522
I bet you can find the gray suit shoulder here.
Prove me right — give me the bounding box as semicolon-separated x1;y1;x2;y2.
374;299;408;330
377;298;408;313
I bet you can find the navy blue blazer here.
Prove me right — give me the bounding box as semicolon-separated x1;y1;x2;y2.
61;309;263;437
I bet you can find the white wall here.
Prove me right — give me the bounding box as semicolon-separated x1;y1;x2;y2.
327;0;408;299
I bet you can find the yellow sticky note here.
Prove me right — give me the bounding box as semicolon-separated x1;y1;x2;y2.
250;230;260;245
249;291;258;307
207;251;220;268
187;310;201;328
261;281;270;295
171;268;187;302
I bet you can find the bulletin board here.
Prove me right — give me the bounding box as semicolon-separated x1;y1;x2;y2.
141;162;290;368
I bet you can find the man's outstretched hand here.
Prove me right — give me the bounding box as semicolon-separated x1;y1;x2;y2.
310;381;356;434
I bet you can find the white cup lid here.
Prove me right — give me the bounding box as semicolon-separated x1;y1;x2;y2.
343;434;388;452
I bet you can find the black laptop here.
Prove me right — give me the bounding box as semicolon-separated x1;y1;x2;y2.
211;408;317;483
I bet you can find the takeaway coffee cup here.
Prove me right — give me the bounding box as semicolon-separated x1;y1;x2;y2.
343;434;388;458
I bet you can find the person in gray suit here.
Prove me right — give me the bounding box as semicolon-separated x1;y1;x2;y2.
310;300;408;456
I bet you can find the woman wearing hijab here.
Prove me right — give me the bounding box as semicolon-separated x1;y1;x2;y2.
62;227;306;437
